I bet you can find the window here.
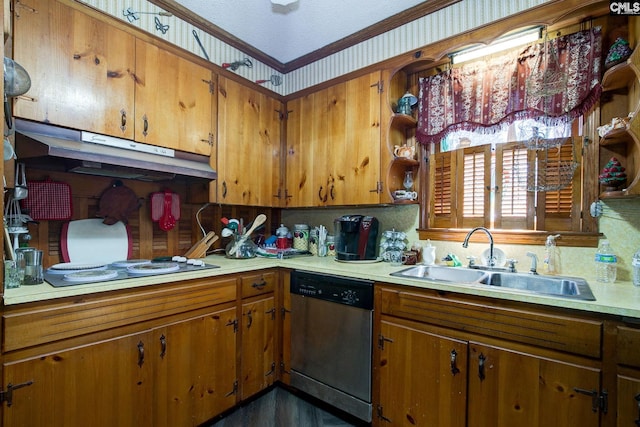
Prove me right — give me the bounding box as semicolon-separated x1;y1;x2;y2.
426;119;581;232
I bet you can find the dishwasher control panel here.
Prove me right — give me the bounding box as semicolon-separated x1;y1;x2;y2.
290;270;373;309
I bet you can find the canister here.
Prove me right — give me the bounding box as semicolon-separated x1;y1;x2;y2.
326;235;336;257
309;228;318;255
293;224;310;251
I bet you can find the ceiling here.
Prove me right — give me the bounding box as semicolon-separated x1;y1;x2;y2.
151;0;459;71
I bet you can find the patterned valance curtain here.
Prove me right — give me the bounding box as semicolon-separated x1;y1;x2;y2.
417;27;602;145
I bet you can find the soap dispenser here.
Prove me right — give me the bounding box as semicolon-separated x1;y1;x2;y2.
543;234;561;274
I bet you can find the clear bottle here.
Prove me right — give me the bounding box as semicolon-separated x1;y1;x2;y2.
632;249;640;287
595;240;617;283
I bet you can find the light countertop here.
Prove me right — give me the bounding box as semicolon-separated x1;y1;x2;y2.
4;255;640;319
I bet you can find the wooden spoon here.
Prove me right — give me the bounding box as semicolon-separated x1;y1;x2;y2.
228;214;266;255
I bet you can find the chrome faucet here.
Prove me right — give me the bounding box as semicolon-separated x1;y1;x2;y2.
462;227;495;267
526;252;539;275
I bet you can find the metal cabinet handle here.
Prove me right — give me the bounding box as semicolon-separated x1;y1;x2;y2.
634;393;640;426
222;181;227;199
137;341;145;367
265;362;276;377
120;109;127;131
318;186;327;202
142;114;149;136
265;307;276;320
330;185;335;200
252;279;266;289
246;310;253;328
450;349;460;375
159;334;167;359
478;353;486;381
573;388;601;413
1;381;34;407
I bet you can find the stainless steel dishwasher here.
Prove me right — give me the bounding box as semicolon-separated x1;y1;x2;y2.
290;270;374;422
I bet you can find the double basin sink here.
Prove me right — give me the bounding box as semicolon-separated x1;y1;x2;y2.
390;265;596;300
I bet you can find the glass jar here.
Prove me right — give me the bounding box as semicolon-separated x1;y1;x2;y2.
309;228;318;255
326;235;336;257
225;235;258;259
293;224;310;251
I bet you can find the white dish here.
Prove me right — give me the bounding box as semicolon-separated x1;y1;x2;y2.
50;262;107;270
127;262;180;276
334;257;382;264
110;259;151;268
63;269;119;282
481;247;506;267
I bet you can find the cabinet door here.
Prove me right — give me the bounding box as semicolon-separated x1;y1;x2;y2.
285;90;329;207
13;0;135;138
241;296;276;399
617;373;640;427
467;342;601;427
134;40;214;155
155;307;237;427
329;72;382;205
2;331;154;427
217;77;282;206
285;72;381;207
378;320;467;426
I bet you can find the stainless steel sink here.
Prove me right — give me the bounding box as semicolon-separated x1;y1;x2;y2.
390;265;488;283
479;272;595;300
390;266;596;301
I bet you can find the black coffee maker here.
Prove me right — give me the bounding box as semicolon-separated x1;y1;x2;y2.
334;215;379;261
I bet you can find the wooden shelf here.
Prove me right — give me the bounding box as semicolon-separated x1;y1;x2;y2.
601;61;635;91
391;113;417;128
600;125;634;145
391;157;419;166
599;44;640;198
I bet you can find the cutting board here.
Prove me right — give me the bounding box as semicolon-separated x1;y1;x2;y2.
61;219;132;263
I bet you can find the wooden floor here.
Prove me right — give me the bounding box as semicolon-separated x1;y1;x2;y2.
207;386;369;427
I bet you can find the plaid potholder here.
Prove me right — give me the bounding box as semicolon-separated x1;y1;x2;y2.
21;178;73;221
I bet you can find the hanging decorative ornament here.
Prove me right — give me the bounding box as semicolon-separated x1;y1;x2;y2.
123;7;172;23
256;75;283;86
222;58;254;71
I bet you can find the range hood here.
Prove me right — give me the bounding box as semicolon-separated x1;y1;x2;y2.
14;119;216;182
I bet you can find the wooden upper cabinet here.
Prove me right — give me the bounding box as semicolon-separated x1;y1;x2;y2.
13;0;135;139
216;76;282;206
285;71;382;207
134;40;214;156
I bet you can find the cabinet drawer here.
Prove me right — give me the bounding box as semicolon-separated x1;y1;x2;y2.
241;271;276;298
617;325;640;367
379;286;602;358
3;277;237;352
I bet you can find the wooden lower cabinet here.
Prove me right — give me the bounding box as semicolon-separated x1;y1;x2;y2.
2;306;237;427
616;324;640;426
3;329;155;426
467;342;601;427
374;284;606;427
238;271;278;399
378;319;467;426
155;308;237;426
616;371;640;426
240;296;276;399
